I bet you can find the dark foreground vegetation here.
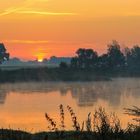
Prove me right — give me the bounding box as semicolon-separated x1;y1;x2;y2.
0;106;140;140
0;68;111;83
2;41;140;82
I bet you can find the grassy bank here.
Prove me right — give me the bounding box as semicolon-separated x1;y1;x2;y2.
0;128;140;140
0;106;140;140
1;66;140;83
0;67;110;83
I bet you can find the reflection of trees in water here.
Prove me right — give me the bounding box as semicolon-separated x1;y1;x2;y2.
124;81;140;99
0;79;140;106
68;82;123;107
0;89;9;104
66;80;140;107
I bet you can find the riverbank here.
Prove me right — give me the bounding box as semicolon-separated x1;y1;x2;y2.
0;106;140;140
1;128;140;140
0;67;111;83
2;65;140;83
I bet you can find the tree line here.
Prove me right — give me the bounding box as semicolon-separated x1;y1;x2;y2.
0;43;9;64
60;40;140;74
1;41;140;75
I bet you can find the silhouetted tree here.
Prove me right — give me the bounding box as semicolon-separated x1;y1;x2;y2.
76;48;86;68
99;54;109;70
71;48;98;69
43;58;48;63
59;62;68;69
125;45;140;70
71;57;78;68
0;43;9;64
107;41;125;69
85;49;98;68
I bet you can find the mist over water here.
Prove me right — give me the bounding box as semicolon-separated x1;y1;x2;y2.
0;78;140;132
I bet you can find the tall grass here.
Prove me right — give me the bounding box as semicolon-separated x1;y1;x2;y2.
67;105;80;131
43;105;140;140
124;106;140;123
0;105;140;140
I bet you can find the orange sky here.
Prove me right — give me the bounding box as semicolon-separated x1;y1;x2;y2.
1;0;140;60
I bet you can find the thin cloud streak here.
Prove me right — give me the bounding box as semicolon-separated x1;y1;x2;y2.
4;40;96;45
0;0;76;17
4;40;49;44
17;10;76;15
0;7;21;16
0;9;76;16
0;0;31;16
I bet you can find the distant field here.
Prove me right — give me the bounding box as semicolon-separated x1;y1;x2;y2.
0;64;59;70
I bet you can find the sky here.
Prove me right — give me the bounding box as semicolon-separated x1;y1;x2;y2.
1;0;140;60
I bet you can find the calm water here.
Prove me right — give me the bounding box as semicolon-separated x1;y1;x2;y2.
0;78;140;132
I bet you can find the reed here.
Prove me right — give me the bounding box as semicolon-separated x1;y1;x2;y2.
0;105;140;140
124;106;140;123
59;104;65;131
45;113;58;131
67;105;80;131
86;113;92;132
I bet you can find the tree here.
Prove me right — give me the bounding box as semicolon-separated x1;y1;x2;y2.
107;41;125;69
59;62;68;69
125;45;140;70
71;57;78;68
85;49;98;68
71;48;98;69
0;43;9;64
76;48;86;68
99;54;109;70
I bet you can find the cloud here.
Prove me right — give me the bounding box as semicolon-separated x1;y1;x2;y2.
4;40;49;44
0;7;21;16
0;8;76;17
16;10;76;16
0;0;33;16
0;0;76;17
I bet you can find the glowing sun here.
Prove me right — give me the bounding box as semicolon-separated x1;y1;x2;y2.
36;52;45;62
38;58;43;62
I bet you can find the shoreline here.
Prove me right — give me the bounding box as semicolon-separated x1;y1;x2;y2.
0;67;111;83
0;128;140;140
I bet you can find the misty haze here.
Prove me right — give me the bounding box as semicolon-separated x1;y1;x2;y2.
0;0;140;139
